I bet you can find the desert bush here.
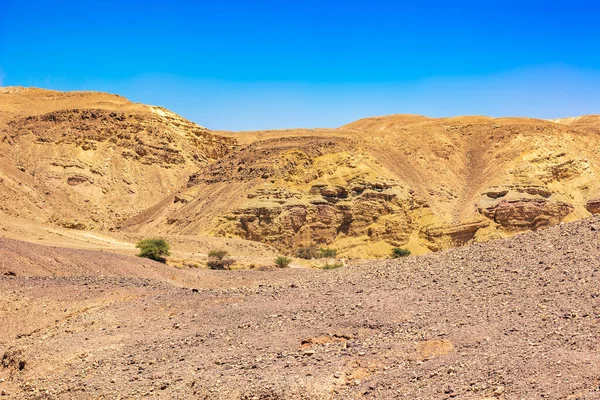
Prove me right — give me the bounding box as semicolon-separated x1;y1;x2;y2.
208;249;228;260
322;262;343;270
296;245;318;259
274;256;292;268
207;259;235;270
136;238;170;263
207;249;234;270
296;245;337;259
391;247;411;258
319;248;337;258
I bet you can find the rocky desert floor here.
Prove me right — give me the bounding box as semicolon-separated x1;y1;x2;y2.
1;217;600;399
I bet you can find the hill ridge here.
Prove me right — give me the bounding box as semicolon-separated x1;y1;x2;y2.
2;87;600;257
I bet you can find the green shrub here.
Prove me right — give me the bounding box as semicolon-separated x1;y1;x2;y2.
208;249;228;260
319;248;337;258
274;256;292;268
322;262;343;270
136;238;170;263
391;247;411;258
296;245;337;259
296;245;318;260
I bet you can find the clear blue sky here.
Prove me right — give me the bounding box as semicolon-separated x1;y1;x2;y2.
1;0;599;130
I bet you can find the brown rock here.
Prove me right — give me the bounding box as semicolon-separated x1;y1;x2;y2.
479;199;573;230
585;197;600;214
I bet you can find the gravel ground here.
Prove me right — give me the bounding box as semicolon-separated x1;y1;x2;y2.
1;218;600;399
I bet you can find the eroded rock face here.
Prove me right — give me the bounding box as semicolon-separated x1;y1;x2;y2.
478;184;574;230
6;109;235;165
215;179;421;251
420;220;490;251
484;185;552;199
0;99;238;230
481;199;572;229
188;137;350;186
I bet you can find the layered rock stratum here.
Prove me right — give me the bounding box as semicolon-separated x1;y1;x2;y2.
2;87;600;256
0;87;236;231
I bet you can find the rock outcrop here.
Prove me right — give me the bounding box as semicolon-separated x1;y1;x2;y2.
420;220;490;251
479;198;573;230
4;88;600;257
478;185;573;230
214;179;423;251
0;88;237;229
586;197;600;214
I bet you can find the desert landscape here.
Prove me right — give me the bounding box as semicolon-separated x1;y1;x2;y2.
1;87;600;399
3;87;600;259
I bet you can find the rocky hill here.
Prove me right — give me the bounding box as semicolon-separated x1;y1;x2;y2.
2;87;600;257
124;114;600;257
0;87;236;230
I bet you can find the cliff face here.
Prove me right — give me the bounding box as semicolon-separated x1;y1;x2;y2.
3;87;600;257
215;181;421;252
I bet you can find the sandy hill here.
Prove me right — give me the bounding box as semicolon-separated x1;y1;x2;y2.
126;111;600;257
0;87;236;231
1;215;599;398
2;87;600;258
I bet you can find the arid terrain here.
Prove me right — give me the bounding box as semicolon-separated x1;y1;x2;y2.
3;87;600;259
1;216;600;399
1;87;600;399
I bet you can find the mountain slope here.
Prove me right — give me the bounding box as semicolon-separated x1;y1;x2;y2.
2;87;600;257
0;87;237;230
125;113;600;256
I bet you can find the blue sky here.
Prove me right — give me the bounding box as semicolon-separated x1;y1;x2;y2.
1;0;599;130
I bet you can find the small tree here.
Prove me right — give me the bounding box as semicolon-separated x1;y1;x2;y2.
391;247;411;258
136;238;170;263
207;249;234;270
208;250;228;260
274;256;292;268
